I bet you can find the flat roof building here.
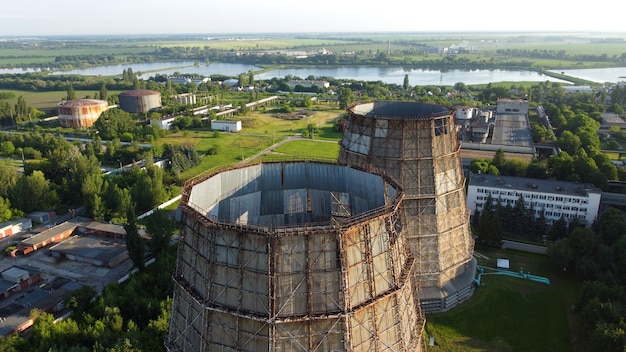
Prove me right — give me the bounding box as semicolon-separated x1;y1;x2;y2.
467;173;602;226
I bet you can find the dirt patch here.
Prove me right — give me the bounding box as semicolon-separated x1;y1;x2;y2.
275;110;314;120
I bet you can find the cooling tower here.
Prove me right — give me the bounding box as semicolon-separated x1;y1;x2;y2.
338;101;476;312
166;161;424;351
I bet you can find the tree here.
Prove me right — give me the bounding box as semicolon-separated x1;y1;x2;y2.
557;130;581;155
0;141;15;156
548;216;569;241
338;87;354;109
403;74;410;91
0;196;15;222
67;84;76;101
469;159;490;174
596;207;626;246
491;148;506;171
144;209;175;259
14;96;27;121
0;165;18;198
477;195;503;247
124;206;145;270
12;170;56;213
99;82;108;102
94;108;135;140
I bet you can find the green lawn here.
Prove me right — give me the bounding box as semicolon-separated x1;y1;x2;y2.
2;89;124;111
425;246;583;352
260;139;340;163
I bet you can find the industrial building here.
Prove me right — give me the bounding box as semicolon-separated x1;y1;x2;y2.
48;236;128;268
458;99;536;161
119;89;162;113
57;99;108;128
0;218;31;239
173;93;197;106
17;221;77;255
210;119;242;132
337;101;476;312
167;161;424;351
466;173;602;226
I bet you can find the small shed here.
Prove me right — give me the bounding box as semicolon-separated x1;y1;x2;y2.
497;258;510;270
211;120;242;132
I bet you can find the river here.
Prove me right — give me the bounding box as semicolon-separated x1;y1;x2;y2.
2;61;626;85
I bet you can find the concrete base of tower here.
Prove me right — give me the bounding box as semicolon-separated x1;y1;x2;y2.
419;256;478;313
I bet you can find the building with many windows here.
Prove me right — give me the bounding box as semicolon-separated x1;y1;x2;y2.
466;173;602;226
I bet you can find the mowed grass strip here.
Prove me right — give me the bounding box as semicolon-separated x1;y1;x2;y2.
260;139;340;162
425;247;581;352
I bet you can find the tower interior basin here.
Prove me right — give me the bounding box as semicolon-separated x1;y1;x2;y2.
187;162;400;227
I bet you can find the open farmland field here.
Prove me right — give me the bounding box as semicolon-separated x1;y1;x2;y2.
2;90;124;111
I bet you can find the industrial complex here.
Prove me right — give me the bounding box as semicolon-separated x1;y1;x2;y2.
0;218;136;336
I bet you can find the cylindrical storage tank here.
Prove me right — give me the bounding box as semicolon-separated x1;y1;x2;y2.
338;101;476;313
118;89;161;113
57;99;108;128
167;161;424;352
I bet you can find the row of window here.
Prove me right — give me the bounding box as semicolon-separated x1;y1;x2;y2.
473;196;588;212
474;203;586;220
474;188;588;204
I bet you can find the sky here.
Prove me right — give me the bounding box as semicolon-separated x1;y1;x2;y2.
1;0;625;36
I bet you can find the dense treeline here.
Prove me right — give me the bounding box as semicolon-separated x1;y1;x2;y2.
0;127;200;222
496;48;626;64
548;207;626;351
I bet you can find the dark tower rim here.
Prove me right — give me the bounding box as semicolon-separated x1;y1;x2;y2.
348;100;454;120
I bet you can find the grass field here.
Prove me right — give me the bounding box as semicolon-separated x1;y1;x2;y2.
425;246;583;352
3;89;124;111
161;103;344;180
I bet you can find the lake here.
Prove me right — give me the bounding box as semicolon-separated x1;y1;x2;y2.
548;67;626;84
46;61;263;78
3;61;626;85
255;67;570;86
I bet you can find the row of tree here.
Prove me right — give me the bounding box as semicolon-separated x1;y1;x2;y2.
548;207;626;351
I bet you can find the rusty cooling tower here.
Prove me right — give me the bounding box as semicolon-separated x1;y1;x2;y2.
166;161;424;351
338;101;476;312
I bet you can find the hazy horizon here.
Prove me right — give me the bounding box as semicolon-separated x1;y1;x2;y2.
2;0;625;37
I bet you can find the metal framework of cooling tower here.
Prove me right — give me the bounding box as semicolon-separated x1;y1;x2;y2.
338;101;476;313
166;161;424;351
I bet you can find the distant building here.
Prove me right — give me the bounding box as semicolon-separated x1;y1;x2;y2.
49;236;128;268
26;211;56;224
496;98;529;115
0;218;31;239
173;93;197;106
169;76;209;85
466;173;602;226
601;112;626;129
287;80;329;90
151;116;176;130
455;106;476;121
119;90;162;113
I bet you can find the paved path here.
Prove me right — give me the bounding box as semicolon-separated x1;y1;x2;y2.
501;240;548;254
238;113;342;165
